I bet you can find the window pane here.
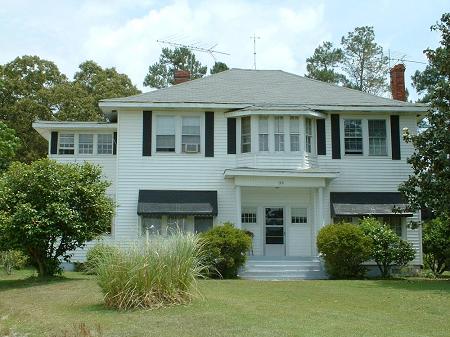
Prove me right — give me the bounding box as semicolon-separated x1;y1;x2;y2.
241;117;251;153
194;217;213;233
259;134;268;151
167;216;186;234
78;134;93;154
242;207;257;223
58;134;74;155
274;116;284;133
97;134;113;154
182;117;200;153
275;134;284;151
383;217;402;237
141;217;162;235
344;119;363;155
369;120;387;156
305;119;312;153
275;117;284;151
259;116;268;133
291;208;307;223
156;135;176;152
290;134;300;151
156;116;175;152
290;116;300;133
344;120;362;137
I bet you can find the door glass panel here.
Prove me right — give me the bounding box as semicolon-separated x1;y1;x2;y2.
265;207;284;245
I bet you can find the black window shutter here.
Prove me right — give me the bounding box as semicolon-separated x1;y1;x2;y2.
316;119;326;155
113;132;117;155
227;118;236;154
142;111;152;156
50;131;58;155
331;114;341;159
205;111;214;157
390;115;401;160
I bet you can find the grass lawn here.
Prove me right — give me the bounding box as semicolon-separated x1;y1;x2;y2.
0;270;449;337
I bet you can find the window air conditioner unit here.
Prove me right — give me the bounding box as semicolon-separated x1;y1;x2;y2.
183;143;200;153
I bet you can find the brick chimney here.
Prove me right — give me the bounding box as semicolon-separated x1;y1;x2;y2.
390;64;406;101
174;69;190;85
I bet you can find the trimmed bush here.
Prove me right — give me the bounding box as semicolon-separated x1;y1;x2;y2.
422;217;450;276
317;223;372;279
0;250;27;274
94;233;207;310
360;217;416;278
200;223;252;279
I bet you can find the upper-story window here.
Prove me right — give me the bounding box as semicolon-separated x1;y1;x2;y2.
290;117;300;152
305;118;312;153
241;116;251;153
156;116;176;152
78;134;94;154
58;133;75;155
274;116;285;151
182;117;201;153
98;134;113;154
368;120;387;156
344;119;363;155
258;116;269;151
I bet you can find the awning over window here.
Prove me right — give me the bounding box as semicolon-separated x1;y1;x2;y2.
330;192;413;217
137;190;218;216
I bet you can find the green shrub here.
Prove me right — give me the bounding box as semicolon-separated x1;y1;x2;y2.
94;233;207;310
422;217;450;276
85;243;118;274
200;223;253;279
360;217;416;278
317;223;372;279
0;250;27;274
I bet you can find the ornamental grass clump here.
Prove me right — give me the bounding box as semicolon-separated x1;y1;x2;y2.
93;233;207;310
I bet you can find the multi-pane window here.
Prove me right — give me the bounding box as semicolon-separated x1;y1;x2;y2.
383;217;403;237
258;116;269;151
156;116;176;152
368;120;387;156
291;208;307;224
97;134;113;154
167;216;186;234
182;117;201;153
290;116;300;151
274;116;284;151
58;133;75;155
242;207;257;223
141;217;162;236
194;217;213;233
241;117;251;153
305;118;312;153
78;134;93;154
344;119;363;155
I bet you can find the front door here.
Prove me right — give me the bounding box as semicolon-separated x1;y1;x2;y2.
264;207;285;256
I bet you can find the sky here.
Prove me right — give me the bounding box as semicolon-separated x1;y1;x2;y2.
0;0;448;101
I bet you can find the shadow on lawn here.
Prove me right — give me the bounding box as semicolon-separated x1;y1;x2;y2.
0;274;82;292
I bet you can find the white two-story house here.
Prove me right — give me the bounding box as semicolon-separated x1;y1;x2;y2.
33;66;427;278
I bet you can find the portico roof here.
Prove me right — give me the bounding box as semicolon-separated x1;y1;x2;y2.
224;167;339;179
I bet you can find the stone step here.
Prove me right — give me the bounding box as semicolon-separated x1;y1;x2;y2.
240;274;328;280
243;266;322;272
246;262;321;267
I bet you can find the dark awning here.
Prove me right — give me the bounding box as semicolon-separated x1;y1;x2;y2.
137;190;218;216
330;192;413;217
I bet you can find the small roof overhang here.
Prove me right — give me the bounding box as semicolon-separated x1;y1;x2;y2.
32;121;117;141
137;190;218;216
330;192;413;217
225;105;326;119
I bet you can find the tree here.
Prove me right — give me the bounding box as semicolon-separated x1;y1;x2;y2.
360;218;415;278
399;14;450;220
143;47;207;88
210;61;229;74
0;121;20;171
341;26;389;95
0;159;114;277
305;41;346;84
422;218;450;276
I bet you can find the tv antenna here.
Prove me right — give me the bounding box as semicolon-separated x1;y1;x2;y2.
388;49;426;68
156;39;230;62
250;33;260;70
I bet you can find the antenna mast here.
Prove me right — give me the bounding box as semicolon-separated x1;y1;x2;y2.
250;33;260;70
156;39;230;62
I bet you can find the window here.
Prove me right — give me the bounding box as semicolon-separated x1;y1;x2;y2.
97;134;113;154
182;117;201;153
167;216;186;234
58;133;74;155
290;117;300;151
258;116;269;151
241;117;251;153
242;207;257;223
383;217;403;237
333;216;354;224
369;120;387;156
141;217;162;236
274;116;284;151
78;134;93;154
194;217;213;233
291;208;307;224
344;119;363;155
305;118;312;153
156;116;176;152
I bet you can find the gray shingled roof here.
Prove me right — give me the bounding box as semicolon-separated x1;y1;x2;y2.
102;69;423;108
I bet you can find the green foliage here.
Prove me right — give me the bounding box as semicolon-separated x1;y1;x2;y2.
0;158;114;277
0;121;20;171
85;243;118;275
422;218;450;276
359;218;415;278
400;14;450;220
143;47;207;88
306;41;346;84
0;250;27;274
316;223;372;279
200;223;252;279
210;61;229;74
94;234;207;310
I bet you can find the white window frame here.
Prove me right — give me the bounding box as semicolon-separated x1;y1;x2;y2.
155;115;176;153
274;116;285;152
78;134;94;155
241;116;251;153
305;118;313;153
181;116;201;153
58;133;75;155
343;119;363;155
258;116;269;152
290;116;301;152
97;133;114;155
368;119;388;156
242;207;257;224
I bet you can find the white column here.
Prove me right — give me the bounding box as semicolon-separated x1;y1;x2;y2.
312;187;325;256
235;185;242;228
